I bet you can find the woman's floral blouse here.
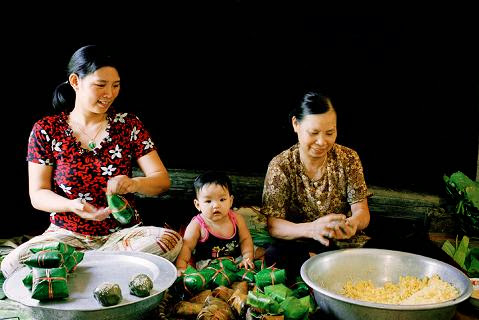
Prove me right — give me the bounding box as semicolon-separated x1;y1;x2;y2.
261;143;370;223
27;111;157;236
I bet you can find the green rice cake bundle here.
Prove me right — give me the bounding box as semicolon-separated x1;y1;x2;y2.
289;276;310;298
31;266;69;300
205;264;238;287
207;257;238;273
254;268;286;289
63;251;85;273
30;242;75;255
107;194;134;225
182;265;214;293
264;284;293;303
247;290;283;315
298;295;316;313
279;296;309;320
24;250;68;268
236;268;256;283
22;271;33;290
254;258;266;271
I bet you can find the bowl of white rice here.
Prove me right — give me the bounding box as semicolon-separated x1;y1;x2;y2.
301;248;472;320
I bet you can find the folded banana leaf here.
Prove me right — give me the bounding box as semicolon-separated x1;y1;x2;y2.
31;266;69;300
174;301;203;317
228;289;248;318
198;296;235;320
279;296;309;320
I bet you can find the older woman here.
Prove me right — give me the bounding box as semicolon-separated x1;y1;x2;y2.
261;91;370;275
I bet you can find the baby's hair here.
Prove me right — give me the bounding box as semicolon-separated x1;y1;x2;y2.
193;171;233;197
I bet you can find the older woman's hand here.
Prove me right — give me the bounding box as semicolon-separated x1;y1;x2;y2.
329;217;358;240
311;214;347;246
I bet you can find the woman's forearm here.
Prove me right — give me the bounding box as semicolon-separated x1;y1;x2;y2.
267;217;315;240
132;172;170;196
349;199;370;230
30;189;75;213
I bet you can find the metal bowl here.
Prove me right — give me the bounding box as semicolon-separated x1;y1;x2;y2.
3;251;177;320
300;248;472;320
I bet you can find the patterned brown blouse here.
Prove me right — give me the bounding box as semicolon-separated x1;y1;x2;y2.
261;143;369;223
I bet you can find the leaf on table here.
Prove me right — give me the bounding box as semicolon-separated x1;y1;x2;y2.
442;240;456;258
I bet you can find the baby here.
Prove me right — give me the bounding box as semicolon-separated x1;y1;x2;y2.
175;171;255;275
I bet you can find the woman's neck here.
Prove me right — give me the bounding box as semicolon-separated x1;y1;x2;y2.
299;149;328;181
69;109;106;126
300;151;327;172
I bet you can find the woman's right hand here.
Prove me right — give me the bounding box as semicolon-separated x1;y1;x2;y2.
70;198;112;221
310;214;347;246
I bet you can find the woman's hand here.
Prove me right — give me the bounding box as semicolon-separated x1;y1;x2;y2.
310;214;347;246
107;175;139;195
70;198;112;221
329;217;357;240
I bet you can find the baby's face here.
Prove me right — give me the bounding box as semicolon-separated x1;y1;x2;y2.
194;184;233;222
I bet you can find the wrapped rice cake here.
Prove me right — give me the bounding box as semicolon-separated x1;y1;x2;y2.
31;266;69;300
107;194;134;224
23;250;68;268
129;273;153;297
94;282;123;306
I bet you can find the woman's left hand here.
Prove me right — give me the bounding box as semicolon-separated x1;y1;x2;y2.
107;175;139;195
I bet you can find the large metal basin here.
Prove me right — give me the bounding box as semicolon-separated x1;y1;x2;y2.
3;251;177;320
300;248;472;320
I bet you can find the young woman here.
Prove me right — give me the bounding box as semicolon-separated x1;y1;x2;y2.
1;45;182;278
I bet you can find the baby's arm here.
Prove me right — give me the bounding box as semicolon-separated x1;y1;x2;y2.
235;212;255;269
175;220;201;276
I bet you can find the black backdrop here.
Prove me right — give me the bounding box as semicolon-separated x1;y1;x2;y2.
2;6;478;236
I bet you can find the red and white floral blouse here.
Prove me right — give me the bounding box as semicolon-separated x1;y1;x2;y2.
27;111;157;236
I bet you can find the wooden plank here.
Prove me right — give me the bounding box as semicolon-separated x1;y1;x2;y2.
133;168;448;220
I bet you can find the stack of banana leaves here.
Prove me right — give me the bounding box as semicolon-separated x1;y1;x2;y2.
443;171;479;236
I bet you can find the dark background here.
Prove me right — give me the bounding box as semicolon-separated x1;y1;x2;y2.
2;5;478;237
